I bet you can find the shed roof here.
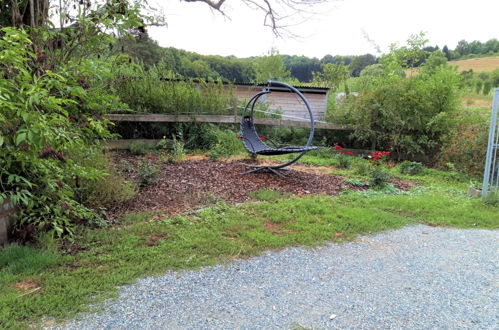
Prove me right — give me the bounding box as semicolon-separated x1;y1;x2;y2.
160;78;330;94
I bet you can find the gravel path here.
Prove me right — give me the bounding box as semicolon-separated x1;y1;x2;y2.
56;225;498;329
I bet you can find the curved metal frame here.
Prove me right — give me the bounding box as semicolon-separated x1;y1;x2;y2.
240;80;316;176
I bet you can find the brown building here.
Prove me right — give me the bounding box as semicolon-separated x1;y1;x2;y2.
233;82;330;121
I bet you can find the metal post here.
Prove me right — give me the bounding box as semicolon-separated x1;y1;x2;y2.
482;88;499;197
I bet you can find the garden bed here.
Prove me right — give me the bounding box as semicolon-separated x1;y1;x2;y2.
108;153;413;220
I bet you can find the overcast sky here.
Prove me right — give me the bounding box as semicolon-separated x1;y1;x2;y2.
148;0;499;59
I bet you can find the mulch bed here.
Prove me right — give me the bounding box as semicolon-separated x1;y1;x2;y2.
108;153;414;221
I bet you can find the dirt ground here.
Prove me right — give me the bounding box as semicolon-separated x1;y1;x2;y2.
109;153;412;220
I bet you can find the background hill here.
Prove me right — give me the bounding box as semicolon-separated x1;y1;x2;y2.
449;57;499;73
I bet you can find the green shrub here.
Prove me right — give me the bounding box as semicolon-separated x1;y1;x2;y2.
483;189;499;206
399;161;424;175
336;153;352;169
75;151;136;210
354;160;371;176
209;147;223;161
169;136;186;163
369;167;391;187
205;126;245;158
0;28;122;237
439;108;489;176
137;159;161;187
345;178;369;187
330;35;461;161
129;141;154;155
112;64;237;115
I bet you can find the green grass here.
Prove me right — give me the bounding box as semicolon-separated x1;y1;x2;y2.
1;154;498;328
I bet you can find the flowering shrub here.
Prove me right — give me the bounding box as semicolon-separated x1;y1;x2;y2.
369;151;391;166
333;142;354;168
329;36;460;160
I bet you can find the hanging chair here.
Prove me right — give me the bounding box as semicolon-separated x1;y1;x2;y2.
240;80;317;176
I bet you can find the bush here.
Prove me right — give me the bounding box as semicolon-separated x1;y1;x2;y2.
205;126;245;159
137;158;161;187
354;161;370;176
0;28;122;237
399;161;424;175
129;141;154;155
483;189;499;206
439;108;489;176
335;153;352;169
168;136;186;163
112;63;237;115
330;36;461;162
369;167;391;187
75;151;136;210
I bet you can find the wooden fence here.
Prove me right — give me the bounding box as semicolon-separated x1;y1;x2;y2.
107;114;348;130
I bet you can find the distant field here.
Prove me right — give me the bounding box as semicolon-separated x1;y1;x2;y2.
461;92;493;108
449;57;499;72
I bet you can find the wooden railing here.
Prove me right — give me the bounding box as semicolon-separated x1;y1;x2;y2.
107;114;348;131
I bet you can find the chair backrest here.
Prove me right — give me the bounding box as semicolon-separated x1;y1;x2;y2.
240;116;272;154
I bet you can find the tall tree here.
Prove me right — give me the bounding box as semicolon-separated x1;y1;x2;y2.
253;48;290;82
313;62;349;91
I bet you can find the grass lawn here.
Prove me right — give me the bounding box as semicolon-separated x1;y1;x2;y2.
1;152;498;328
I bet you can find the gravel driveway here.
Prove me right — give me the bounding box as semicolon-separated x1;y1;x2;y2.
56;225;498;329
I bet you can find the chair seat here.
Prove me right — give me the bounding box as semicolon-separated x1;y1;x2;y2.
256;146;317;156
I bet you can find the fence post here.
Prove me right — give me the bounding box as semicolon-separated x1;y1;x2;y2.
482;88;499;198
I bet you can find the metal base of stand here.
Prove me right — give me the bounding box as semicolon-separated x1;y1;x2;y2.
241;166;290;177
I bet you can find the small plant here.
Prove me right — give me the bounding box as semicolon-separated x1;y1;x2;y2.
354;161;370;176
117;160;134;174
333;142;354;168
129;141;153;155
445;162;456;171
137;158;160;187
345;178;369;187
155;136;171;150
399;161;424;175
169;135;186;163
369;167;391;187
209;146;223;161
483;189;499;206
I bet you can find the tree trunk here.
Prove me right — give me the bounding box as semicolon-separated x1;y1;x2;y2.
29;0;35;27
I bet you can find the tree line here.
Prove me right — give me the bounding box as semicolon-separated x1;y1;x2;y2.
117;34;499;84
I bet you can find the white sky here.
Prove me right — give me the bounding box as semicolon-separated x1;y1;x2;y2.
149;0;499;58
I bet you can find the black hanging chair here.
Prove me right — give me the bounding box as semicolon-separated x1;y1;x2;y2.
240;80;317;176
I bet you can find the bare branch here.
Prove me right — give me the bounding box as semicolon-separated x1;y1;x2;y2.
181;0;332;38
183;0;227;11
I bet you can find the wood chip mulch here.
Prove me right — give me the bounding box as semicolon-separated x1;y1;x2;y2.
108;153;414;221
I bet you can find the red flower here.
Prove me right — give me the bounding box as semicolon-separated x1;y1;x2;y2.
259;136;267;141
335;146;343;150
346;151;353;156
236;135;242;139
145;153;152;159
